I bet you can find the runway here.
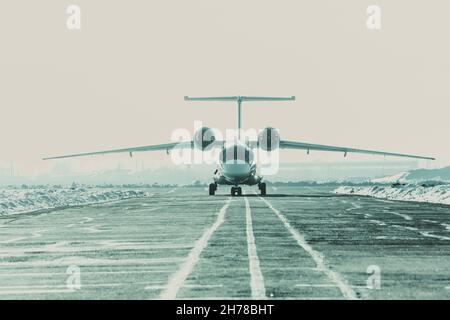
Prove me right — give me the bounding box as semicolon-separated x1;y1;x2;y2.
0;186;449;299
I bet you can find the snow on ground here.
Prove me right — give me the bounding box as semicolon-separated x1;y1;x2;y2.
371;172;409;183
0;187;150;216
334;184;450;205
371;166;450;184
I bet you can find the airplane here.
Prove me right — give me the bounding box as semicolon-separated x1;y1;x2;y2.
44;96;435;196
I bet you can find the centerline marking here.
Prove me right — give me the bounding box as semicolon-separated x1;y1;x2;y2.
244;195;266;299
159;198;231;299
257;195;358;300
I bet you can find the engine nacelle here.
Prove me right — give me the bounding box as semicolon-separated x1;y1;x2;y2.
258;127;280;151
194;127;217;150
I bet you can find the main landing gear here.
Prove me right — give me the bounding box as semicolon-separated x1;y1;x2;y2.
258;182;267;196
208;182;266;196
231;186;242;196
209;183;217;195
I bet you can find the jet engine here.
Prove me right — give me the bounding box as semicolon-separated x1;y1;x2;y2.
258;127;280;151
194;127;217;150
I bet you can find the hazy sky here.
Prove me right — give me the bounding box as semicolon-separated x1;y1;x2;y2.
0;0;449;176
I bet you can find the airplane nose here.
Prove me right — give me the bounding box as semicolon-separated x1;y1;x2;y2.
222;163;252;178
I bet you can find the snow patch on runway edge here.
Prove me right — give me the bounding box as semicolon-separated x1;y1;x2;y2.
0;188;150;216
333;185;450;205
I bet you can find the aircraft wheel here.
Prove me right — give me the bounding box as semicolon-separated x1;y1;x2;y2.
260;183;266;196
231;187;236;196
237;187;242;196
209;183;216;195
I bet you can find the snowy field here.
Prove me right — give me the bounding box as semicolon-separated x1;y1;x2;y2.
334;184;450;205
0;187;150;216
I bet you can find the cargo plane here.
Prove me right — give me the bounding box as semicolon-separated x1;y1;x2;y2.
44;96;435;196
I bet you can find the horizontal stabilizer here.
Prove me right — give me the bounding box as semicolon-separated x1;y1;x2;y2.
184;96;295;102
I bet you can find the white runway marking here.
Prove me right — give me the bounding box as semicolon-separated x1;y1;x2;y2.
0;282;162;295
422;220;450;231
0;242;191;256
346;202;362;211
258;196;358;300
159;198;231;299
84;225;104;233
129;207;162;213
80;217;94;224
392;225;418;231
383;209;412;221
369;220;387;226
0;289;74;295
31;230;45;238
391;212;413;221
295;284;338;288
0;270;176;277
419;231;450;241
0;237;29;244
146;284;223;290
0;256;184;267
244;196;266;299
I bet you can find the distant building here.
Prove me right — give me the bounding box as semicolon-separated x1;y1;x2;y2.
0;166;13;177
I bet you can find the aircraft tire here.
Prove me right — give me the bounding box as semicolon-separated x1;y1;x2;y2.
260;183;266;196
209;183;215;195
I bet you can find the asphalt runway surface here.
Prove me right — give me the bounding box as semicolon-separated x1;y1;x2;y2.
0;186;449;299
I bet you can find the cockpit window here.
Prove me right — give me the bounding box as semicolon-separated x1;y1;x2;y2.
220;144;254;164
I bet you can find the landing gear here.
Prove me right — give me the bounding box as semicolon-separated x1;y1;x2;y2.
209;183;217;196
259;182;266;196
231;186;242;196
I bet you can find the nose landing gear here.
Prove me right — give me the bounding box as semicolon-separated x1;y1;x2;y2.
231;186;242;196
209;183;264;196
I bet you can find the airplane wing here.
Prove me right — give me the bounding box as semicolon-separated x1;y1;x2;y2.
279;140;435;160
43;141;195;160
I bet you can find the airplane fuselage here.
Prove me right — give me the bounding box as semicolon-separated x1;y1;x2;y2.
214;143;262;186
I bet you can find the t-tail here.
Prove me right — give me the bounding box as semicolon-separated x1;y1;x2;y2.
184;96;295;139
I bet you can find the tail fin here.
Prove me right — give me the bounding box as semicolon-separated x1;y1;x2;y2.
184;96;295;138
